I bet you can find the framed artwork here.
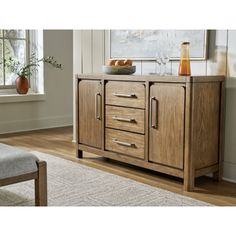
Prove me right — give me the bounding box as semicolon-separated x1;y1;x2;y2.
110;30;208;60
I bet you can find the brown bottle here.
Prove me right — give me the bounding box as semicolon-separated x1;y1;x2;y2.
178;42;191;76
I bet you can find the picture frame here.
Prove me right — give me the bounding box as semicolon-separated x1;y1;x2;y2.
109;30;208;61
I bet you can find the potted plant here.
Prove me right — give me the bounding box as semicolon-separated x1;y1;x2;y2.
0;53;62;94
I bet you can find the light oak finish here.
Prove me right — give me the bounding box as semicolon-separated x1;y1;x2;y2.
149;84;185;169
106;81;145;108
0;172;37;187
183;83;194;191
0;160;47;206
191;83;221;169
144;81;150;162
78;80;102;149
76;74;225;192
1;127;236;206
35;161;48;206
101;80;106;151
214;81;226;181
195;164;219;178
105;128;145;159
79;143;183;177
78;75;224;191
79;73;224;83
106;105;145;134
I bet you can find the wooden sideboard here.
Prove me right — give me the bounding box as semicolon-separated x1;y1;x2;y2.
75;74;225;191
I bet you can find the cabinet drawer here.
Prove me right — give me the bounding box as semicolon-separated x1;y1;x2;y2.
106;105;145;134
106;81;145;108
105;128;144;159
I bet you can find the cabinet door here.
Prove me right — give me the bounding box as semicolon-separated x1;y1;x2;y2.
79;80;102;149
149;84;185;169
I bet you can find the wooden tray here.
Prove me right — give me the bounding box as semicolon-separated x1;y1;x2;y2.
102;65;136;75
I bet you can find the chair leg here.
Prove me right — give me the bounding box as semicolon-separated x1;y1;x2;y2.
35;161;47;206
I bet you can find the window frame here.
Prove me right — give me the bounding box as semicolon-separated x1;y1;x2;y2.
0;30;30;90
0;30;44;96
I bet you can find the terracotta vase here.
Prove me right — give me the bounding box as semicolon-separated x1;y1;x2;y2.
15;76;29;94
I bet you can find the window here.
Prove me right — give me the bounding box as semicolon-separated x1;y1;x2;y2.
0;30;29;88
0;30;44;96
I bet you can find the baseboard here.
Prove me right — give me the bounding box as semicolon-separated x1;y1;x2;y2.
223;161;236;183
0;115;73;134
222;177;236;184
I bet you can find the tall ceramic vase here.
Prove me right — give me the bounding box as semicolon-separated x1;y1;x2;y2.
15;76;29;94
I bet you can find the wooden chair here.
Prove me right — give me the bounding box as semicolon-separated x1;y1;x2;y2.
0;143;47;206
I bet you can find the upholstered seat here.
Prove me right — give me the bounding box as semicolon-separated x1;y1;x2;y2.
0;143;47;206
0;143;39;179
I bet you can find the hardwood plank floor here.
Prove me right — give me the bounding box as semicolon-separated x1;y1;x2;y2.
1;126;236;206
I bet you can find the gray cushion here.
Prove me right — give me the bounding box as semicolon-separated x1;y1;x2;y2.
0;143;39;180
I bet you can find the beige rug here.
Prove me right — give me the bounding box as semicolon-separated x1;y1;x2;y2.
0;151;212;206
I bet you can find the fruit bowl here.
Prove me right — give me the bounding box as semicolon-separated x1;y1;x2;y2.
102;65;136;75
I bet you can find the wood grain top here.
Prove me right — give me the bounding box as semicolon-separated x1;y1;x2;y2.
76;73;225;83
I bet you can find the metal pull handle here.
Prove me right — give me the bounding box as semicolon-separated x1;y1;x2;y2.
150;96;158;129
113;93;136;98
95;92;101;120
112;116;135;123
112;139;135;147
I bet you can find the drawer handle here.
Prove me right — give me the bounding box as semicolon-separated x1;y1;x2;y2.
112;139;135;147
113;93;136;98
112;116;135;123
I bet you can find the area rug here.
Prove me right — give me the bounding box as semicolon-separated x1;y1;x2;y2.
0;151;212;206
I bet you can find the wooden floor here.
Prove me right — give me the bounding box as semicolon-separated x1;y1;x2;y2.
1;126;236;206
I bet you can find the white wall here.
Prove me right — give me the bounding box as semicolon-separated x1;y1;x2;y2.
0;30;73;133
73;29;236;183
73;30;228;75
224;30;236;182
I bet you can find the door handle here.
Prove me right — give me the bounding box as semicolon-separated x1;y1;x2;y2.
95;92;102;120
150;96;158;129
